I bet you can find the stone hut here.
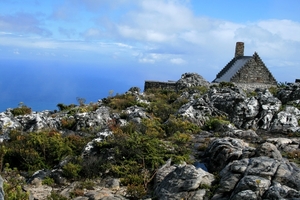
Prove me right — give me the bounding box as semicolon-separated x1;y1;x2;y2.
213;42;277;86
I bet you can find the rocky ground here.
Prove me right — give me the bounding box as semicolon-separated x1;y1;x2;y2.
0;73;300;200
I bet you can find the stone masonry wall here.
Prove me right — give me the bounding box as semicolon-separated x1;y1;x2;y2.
231;54;277;85
144;81;177;91
235;42;244;58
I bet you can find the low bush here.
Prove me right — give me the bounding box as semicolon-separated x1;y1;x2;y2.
204;117;231;131
2;164;29;200
11;104;31;116
3;130;87;174
164;115;201;136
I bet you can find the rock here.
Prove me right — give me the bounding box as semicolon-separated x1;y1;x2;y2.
128;87;141;93
25;185;52;200
266;137;300;152
221;129;258;140
270;111;299;132
255;142;282;160
256;89;282;130
277;82;300;104
154;158;176;186
177;97;227;126
0;176;4;200
263;182;300;199
213;156;300;200
176;73;210;90
230;189;257;200
203;137;256;172
230;175;271;199
273;161;300;191
74;106;112;132
123;105;150;124
102;178;120;190
27;169;51;185
154;162;214;200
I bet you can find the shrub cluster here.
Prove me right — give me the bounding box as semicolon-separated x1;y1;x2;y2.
11;105;31;116
1;130;88;173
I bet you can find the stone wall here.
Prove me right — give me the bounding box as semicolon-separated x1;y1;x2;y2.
235;42;244;58
144;80;177;91
235;83;277;91
231;53;277;85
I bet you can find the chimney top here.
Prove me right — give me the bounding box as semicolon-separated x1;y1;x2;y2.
235;42;244;58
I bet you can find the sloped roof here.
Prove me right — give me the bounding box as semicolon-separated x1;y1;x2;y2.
213;56;252;83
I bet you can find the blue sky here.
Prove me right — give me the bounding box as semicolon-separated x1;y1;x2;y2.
1;0;300;84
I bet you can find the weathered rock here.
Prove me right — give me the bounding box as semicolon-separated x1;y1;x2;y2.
27;169;51;185
123;105;150;124
176;73;210;90
230;175;271;199
266;137;300;152
0;176;4;200
270;111;299;132
256;89;282;130
154;162;214;200
221;129;258;140
82;130;112;157
273;161;300;191
177;97;227;126
263;182;300;199
213;155;300;200
127;86;140;93
203;137;256;172
75;106;112;132
277;82;300;104
255;142;282;160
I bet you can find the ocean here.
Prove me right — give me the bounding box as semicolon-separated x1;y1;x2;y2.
0;59;144;112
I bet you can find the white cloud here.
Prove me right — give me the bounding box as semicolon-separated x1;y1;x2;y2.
258;20;300;42
170;58;186;65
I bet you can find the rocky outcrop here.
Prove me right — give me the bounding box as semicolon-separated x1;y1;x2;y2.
177;97;227;126
202;137;300;200
0;104;114;137
176;73;210;90
154;160;215;200
203;137;256;172
277;82;300;104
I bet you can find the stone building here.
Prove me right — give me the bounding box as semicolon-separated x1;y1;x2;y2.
213;42;277;85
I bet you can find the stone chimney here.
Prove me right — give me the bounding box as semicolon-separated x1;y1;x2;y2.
235;42;244;58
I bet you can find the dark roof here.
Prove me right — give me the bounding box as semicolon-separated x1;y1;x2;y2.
213;56;252;82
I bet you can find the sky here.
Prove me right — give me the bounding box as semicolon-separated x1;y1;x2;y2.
0;0;300;110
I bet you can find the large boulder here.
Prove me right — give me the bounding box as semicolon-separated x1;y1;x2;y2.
122;105;150;124
203;137;256;172
270;105;300;133
177;97;227;126
176;73;210;90
277;82;300;104
255;142;282;160
209;137;300;200
154;161;215;200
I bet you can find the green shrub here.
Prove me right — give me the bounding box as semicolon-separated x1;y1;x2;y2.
3;130;85;174
2;165;29;200
164;115;201;136
204;117;230;131
268;86;278;96
47;192;69;200
61;118;76;130
62;162;82;179
219;82;235;88
104;94;137;111
42;177;55;186
56;103;76;112
11;104;31;116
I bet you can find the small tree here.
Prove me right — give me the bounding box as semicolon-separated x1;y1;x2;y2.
76;97;86;107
